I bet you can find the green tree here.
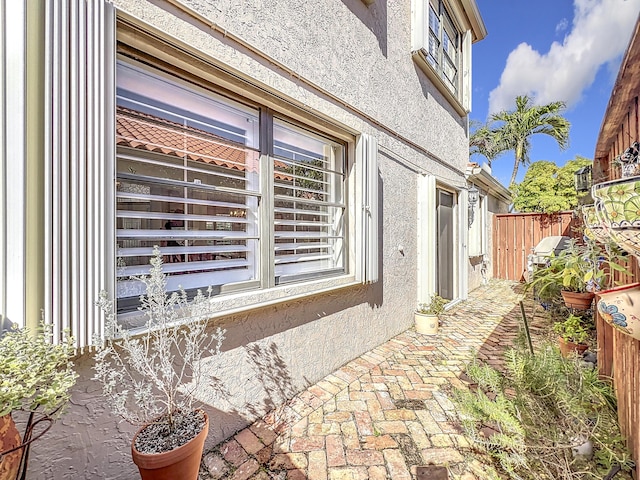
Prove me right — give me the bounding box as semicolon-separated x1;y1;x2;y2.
469;120;508;168
492;96;571;186
512;157;592;213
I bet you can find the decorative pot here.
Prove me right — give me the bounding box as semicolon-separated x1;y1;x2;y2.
0;413;22;480
597;282;640;341
560;291;594;311
581;204;609;243
132;410;208;480
415;312;439;335
558;337;588;358
592;176;640;259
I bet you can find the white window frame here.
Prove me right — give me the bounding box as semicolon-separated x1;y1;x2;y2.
115;59;356;313
411;0;472;115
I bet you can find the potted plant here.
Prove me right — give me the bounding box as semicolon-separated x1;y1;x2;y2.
93;246;225;480
0;322;77;480
415;294;448;335
556;240;598;310
553;314;589;357
530;238;627;311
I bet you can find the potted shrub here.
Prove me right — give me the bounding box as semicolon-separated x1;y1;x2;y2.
530;238;627;311
93;246;225;480
553;314;589;357
415;294;448;335
0;322;77;480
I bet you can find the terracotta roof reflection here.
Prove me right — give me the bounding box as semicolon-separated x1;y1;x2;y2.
116;106;255;172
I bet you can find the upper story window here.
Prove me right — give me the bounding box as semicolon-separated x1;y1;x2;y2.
115;60;347;312
427;1;459;95
412;0;476;115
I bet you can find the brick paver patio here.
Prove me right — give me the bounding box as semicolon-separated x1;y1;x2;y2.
200;280;527;480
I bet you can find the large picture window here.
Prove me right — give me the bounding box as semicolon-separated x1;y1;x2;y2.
115;61;346;311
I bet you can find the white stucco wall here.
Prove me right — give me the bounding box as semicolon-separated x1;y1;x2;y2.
467;196;510;292
28;1;474;478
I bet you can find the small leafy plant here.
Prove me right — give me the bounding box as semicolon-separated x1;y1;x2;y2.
93;246;225;452
529;237;628;298
417;294;448;315
0;322;77;479
553;313;589;344
0;322;77;418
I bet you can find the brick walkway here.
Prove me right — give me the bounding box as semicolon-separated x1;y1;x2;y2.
200;280;527;480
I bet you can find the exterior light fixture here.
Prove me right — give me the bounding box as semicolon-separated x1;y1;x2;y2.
468;185;479;227
574;165;592;193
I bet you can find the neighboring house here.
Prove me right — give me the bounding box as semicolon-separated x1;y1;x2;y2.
1;0;497;477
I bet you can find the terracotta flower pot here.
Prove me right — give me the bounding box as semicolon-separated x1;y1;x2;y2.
0;413;22;480
558;336;588;358
131;410;208;480
597;282;640;341
415;312;439;335
561;291;594;311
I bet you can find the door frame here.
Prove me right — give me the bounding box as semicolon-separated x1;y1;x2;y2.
417;175;468;306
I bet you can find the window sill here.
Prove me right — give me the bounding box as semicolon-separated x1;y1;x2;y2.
119;274;360;331
412;50;468;117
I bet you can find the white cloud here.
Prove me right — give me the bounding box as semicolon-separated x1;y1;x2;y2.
488;0;640;115
556;18;569;34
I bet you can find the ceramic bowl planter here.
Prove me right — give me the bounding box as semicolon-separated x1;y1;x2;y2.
414;312;439;335
581;204;609;244
592;176;640;259
132;410;209;480
415;294;447;335
597;282;640;341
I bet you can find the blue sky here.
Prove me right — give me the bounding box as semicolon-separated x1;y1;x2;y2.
471;0;640;187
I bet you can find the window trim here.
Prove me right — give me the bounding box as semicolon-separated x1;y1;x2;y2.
411;0;472;116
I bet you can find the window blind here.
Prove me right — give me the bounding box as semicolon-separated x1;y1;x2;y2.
273;120;346;283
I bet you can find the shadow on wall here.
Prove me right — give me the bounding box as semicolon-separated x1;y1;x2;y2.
340;0;388;57
200;340;300;446
413;63;466;128
370;169;384;309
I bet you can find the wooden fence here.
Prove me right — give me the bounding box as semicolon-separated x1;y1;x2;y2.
492;212;582;282
596;256;640;474
597;311;640;473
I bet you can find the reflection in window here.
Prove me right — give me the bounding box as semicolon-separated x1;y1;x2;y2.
115;60;348;313
273;120;345;283
427;0;460;95
115;61;260;310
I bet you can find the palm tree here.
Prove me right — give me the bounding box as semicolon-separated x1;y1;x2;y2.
491;95;570;186
469;121;508;168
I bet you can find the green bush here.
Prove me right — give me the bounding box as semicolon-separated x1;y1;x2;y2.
0;323;77;417
454;342;632;479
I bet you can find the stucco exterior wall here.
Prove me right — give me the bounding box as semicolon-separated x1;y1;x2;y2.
467;197;510;292
28;1;473;478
